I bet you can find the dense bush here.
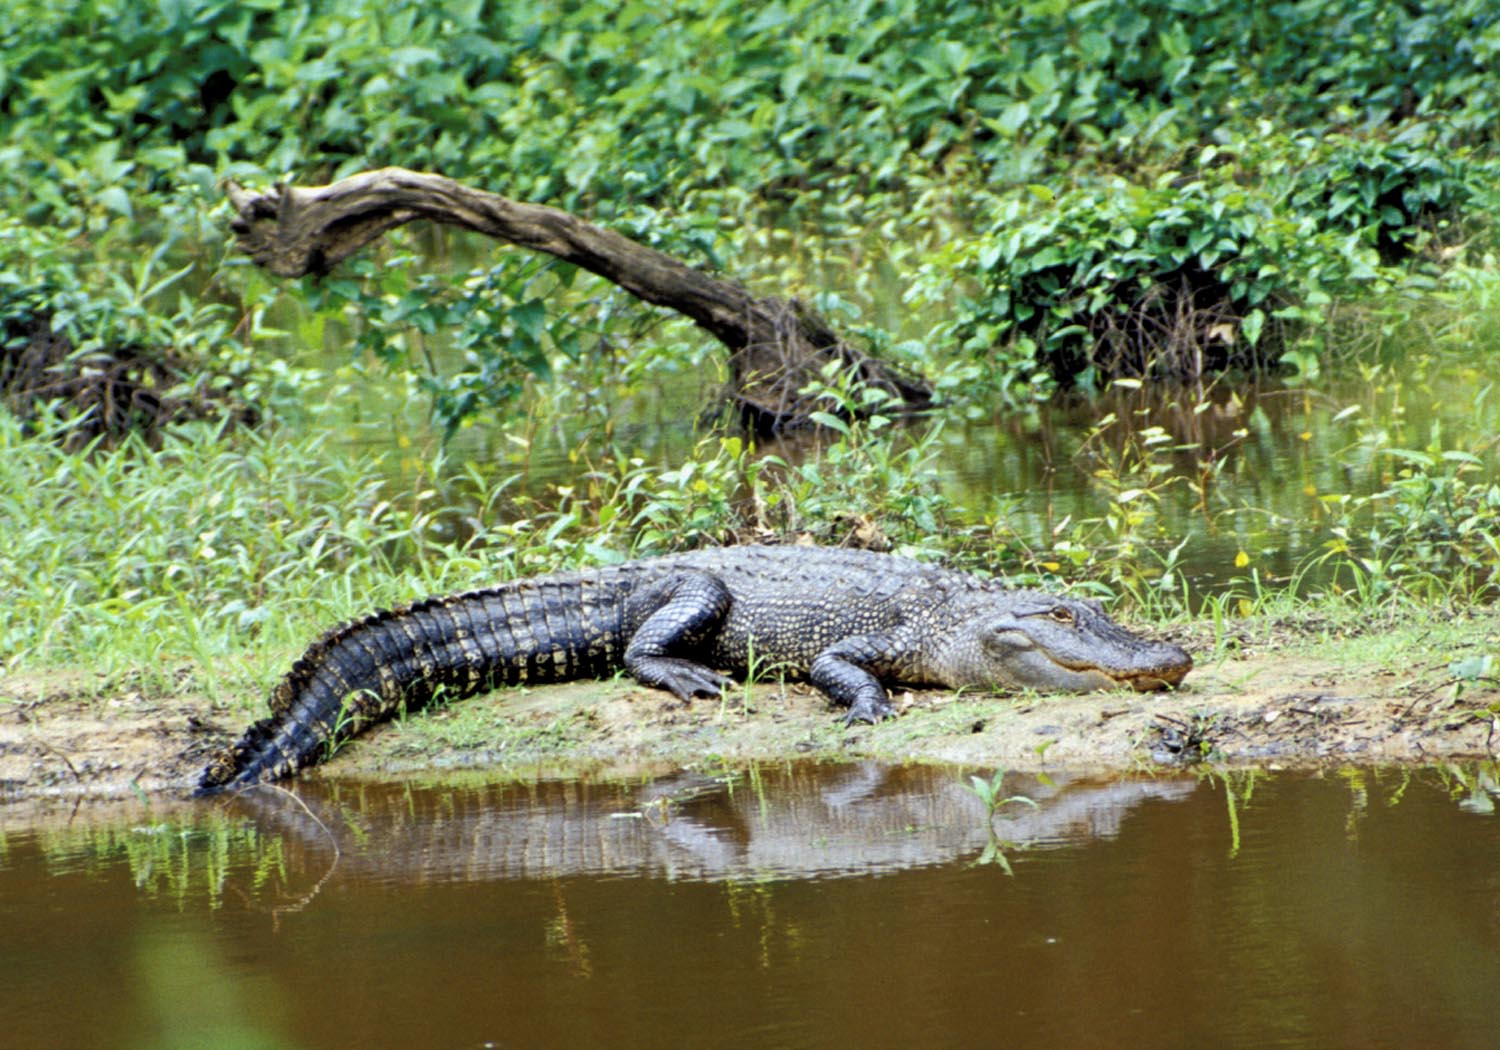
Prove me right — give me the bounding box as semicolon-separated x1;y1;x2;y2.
6;0;1498;212
2;0;1498;415
932;124;1492;390
1286;130;1483;264
936;171;1362;389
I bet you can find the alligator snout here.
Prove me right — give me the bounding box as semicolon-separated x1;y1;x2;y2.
1115;642;1193;691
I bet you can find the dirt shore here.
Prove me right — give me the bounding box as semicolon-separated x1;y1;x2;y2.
4;614;1498;807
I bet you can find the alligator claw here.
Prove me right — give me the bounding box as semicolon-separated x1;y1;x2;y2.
657;663;735;702
842;697;896;726
681;672;735;699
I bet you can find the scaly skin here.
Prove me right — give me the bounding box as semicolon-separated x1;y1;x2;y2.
195;546;1192;794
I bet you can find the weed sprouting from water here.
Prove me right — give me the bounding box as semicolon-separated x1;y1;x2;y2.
964;769;1039;875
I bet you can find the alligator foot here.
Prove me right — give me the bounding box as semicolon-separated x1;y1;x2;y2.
630;657;736;703
842;696;896;726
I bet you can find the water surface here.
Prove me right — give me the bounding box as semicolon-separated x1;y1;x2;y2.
4;763;1497;1049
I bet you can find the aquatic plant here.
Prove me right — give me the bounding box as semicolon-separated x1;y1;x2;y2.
964;768;1038;875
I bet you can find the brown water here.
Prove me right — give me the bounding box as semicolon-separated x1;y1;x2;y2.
4;763;1498;1049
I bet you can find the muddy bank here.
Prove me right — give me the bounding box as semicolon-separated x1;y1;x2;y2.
4;616;1498;806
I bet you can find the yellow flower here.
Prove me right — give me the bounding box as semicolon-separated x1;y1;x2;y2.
1234;550;1250;568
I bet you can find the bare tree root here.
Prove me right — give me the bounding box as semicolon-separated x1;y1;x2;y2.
0;316;253;448
1069;272;1285;382
225;168;932;431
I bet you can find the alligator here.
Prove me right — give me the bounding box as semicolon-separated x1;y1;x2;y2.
195;545;1192;794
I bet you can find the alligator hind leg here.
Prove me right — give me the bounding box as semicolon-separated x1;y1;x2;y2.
623;572;737;701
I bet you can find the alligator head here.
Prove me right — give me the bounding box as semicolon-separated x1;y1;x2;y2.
930;591;1192;693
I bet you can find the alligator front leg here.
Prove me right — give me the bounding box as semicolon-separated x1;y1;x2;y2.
623;572;737;701
809;634;905;725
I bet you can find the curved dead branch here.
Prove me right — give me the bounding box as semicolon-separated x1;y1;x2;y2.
225;168;931;430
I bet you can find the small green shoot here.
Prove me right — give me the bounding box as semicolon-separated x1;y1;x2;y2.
1449;653;1497;700
964;769;1039;875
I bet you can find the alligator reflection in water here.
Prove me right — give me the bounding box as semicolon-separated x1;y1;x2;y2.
221;764;1194;887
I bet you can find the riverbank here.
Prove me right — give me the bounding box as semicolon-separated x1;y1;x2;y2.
4;606;1496;808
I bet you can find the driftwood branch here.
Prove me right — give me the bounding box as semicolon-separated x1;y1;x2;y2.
225;168;931;429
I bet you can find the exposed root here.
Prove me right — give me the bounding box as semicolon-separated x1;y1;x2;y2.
0;314;255;447
1043;269;1288;384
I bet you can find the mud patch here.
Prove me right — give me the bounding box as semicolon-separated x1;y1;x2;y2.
0;671;221;796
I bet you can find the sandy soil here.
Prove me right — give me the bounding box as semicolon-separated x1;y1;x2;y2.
3;619;1497;805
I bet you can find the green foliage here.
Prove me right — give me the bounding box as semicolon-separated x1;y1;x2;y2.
0;218;193;352
0;217;279;439
923;117;1494;390
5;0;1500;423
7;0;1498;216
930;146;1443;389
1287;130;1483;264
963;768;1038;875
940;170;1330;388
1318;444;1500;602
307;252;591;437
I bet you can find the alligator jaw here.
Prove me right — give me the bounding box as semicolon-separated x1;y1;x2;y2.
1090;654;1194;692
1048;647;1193;693
1112;665;1191;691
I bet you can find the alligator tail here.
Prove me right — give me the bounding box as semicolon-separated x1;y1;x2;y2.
195;577;625;795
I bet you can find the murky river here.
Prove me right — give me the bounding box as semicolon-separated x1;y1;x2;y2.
4;763;1497;1048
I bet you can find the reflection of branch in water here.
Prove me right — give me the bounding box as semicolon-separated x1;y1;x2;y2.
545;881;592;979
222;783;342;929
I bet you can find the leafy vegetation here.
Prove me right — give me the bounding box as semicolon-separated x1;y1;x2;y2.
0;218;264;442
936;126;1491;391
963;767;1039;874
5;0;1500;415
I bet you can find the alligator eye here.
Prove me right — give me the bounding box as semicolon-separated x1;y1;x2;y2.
1048;607;1075;625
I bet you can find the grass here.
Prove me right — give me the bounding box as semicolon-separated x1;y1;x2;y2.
1195;580;1494;669
0;411;520;709
0;399;1486;704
